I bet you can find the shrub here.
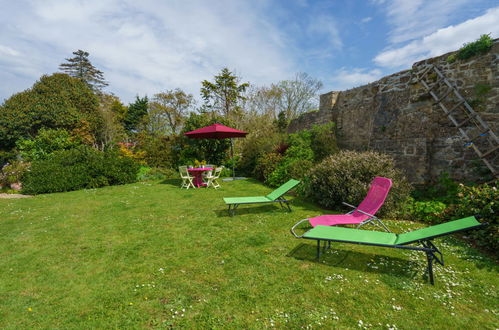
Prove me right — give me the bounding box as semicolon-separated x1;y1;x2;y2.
403;198;448;223
305;150;412;216
253;153;283;182
16;128;82;161
411;172;459;204
452;182;497;252
309;122;338;162
137;166;177;181
1;161;30;186
136;134;175;168
22;146;139;194
456;34;493;60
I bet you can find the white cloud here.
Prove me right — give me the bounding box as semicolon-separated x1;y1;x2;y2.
376;0;472;43
307;15;342;51
361;17;373;23
330;68;383;90
0;0;296;103
374;6;499;68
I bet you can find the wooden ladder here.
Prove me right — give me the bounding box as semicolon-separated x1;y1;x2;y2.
416;64;498;179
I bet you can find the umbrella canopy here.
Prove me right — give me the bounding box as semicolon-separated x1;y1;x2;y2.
184;123;247;181
184;123;247;139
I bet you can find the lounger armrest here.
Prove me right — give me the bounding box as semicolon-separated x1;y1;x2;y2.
355;209;377;218
342;202;357;209
342;202;378;219
291;219;310;238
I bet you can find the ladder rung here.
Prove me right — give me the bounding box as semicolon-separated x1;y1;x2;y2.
481;145;499;158
446;100;465;115
456;113;478;128
418;65;433;79
468;128;491;142
428;78;445;91
434;87;454;103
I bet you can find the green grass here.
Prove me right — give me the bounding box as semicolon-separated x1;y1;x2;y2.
0;179;497;328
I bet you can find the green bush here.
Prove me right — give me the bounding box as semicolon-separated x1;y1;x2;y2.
136;134;175;168
22;146;139;194
403;198;448;223
411;172;459;204
305;150;412;216
137;166;177;181
456;34;493;60
309;122;338;162
253;153;283;182
16;128;82;161
452;182;497;252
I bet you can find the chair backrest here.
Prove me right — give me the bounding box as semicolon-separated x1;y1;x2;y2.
178;166;189;177
354;177;392;217
266;179;301;201
212;166;224;178
395;216;483;245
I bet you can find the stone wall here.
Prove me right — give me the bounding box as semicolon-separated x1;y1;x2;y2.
289;39;499;183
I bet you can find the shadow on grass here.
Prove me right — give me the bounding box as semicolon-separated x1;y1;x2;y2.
214;204;288;217
160;178;184;187
288;243;423;286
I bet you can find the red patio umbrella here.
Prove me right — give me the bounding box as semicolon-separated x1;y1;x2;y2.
184;123;248;180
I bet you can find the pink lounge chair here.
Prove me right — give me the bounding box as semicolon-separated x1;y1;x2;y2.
292;177;393;234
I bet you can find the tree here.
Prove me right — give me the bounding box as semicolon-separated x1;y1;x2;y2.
146;89;194;135
0;73;102;151
124;96;148;133
245;85;283;119
97;94;127;149
276;72;323;120
59;49;108;92
200;68;249;118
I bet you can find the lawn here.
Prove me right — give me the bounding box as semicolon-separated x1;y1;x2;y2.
0;179;497;329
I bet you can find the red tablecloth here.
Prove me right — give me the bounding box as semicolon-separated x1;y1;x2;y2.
187;168;214;187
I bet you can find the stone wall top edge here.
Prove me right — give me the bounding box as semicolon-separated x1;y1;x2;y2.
321;38;499;98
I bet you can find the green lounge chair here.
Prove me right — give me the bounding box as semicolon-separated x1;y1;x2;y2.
291;216;486;284
224;179;300;216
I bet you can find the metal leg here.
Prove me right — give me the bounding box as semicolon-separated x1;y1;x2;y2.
377;219;391;232
316;240;322;260
426;251;434;285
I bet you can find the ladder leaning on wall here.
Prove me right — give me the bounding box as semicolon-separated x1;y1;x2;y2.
416;64;498;179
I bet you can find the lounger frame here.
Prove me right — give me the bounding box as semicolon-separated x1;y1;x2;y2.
226;197;291;216
292;218;486;285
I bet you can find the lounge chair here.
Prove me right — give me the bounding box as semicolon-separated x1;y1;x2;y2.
291;215;486;284
292;176;392;232
223;179;300;216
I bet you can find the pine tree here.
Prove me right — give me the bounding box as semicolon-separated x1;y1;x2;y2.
200;68;249;118
59;50;108;92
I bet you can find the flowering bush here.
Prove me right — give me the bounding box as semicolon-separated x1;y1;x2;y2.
118;142;146;164
0;161;29;186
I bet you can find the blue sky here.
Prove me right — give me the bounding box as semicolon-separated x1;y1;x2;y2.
1;0;498;104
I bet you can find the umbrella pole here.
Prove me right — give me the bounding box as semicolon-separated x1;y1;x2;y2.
231;138;235;180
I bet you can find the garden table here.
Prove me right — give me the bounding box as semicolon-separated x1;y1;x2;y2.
187;168;213;188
